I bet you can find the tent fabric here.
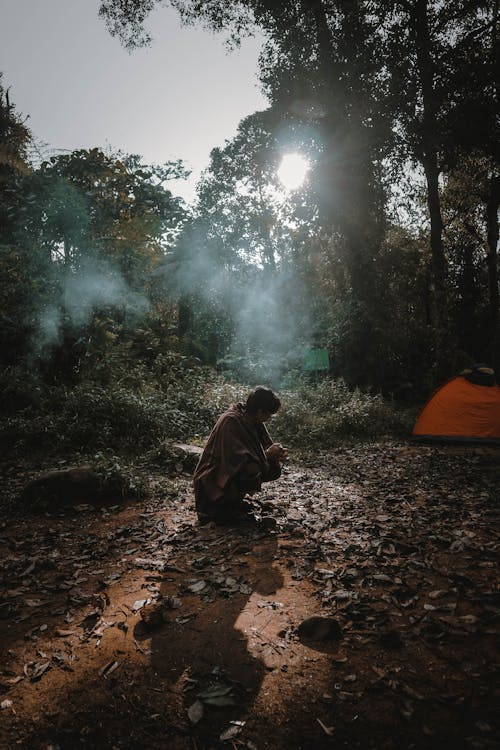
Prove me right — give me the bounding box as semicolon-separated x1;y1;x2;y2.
412;375;500;443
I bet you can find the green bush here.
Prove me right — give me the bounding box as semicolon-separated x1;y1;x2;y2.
272;378;413;448
0;363;411;457
0;363;246;454
0;366;44;415
0;385;167;453
58;384;188;448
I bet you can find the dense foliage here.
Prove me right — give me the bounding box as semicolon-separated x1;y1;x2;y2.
272;378;413;449
98;0;499;387
0;357;411;457
1;0;498;456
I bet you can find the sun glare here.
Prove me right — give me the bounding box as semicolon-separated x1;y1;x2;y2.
278;153;310;191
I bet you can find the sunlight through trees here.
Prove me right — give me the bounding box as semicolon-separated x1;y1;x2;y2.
277;153;310;191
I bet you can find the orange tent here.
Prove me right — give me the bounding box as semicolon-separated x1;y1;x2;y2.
412;366;500;443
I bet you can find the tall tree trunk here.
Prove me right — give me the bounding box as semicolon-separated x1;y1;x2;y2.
177;296;191;339
63;236;71;266
309;0;376;301
457;240;477;357
258;184;276;272
487;0;499;368
409;0;448;379
486;174;500;368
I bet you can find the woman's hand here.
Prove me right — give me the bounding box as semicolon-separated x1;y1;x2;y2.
266;443;289;462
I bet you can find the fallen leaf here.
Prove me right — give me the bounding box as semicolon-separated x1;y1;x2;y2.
28;661;51;682
98;660;119;678
316;717;334;736
220;721;245;741
5;676;24;686
188;580;207;593
197;685;233;700
203;695;236;707
187;700;204;724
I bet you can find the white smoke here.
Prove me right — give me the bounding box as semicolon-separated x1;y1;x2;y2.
35;260;150;353
62;265;149;327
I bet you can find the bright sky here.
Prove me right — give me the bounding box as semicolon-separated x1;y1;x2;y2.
0;0;268;203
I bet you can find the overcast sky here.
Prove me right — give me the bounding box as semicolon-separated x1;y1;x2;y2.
0;0;268;202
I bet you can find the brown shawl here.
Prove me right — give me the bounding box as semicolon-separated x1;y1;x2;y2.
193;403;273;504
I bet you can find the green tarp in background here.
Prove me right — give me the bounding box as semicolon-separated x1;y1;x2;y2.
303;348;330;372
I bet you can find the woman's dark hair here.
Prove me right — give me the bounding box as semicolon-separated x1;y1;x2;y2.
245;386;281;415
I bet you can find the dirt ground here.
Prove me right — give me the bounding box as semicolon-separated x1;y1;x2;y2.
0;442;499;750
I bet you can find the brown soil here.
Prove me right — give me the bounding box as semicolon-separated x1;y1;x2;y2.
0;442;499;750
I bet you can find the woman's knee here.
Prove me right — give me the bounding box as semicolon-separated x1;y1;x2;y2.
235;462;262;492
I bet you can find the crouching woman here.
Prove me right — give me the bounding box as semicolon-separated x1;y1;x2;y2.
193;386;287;525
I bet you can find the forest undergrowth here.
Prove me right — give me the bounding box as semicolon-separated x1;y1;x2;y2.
0;361;413;468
